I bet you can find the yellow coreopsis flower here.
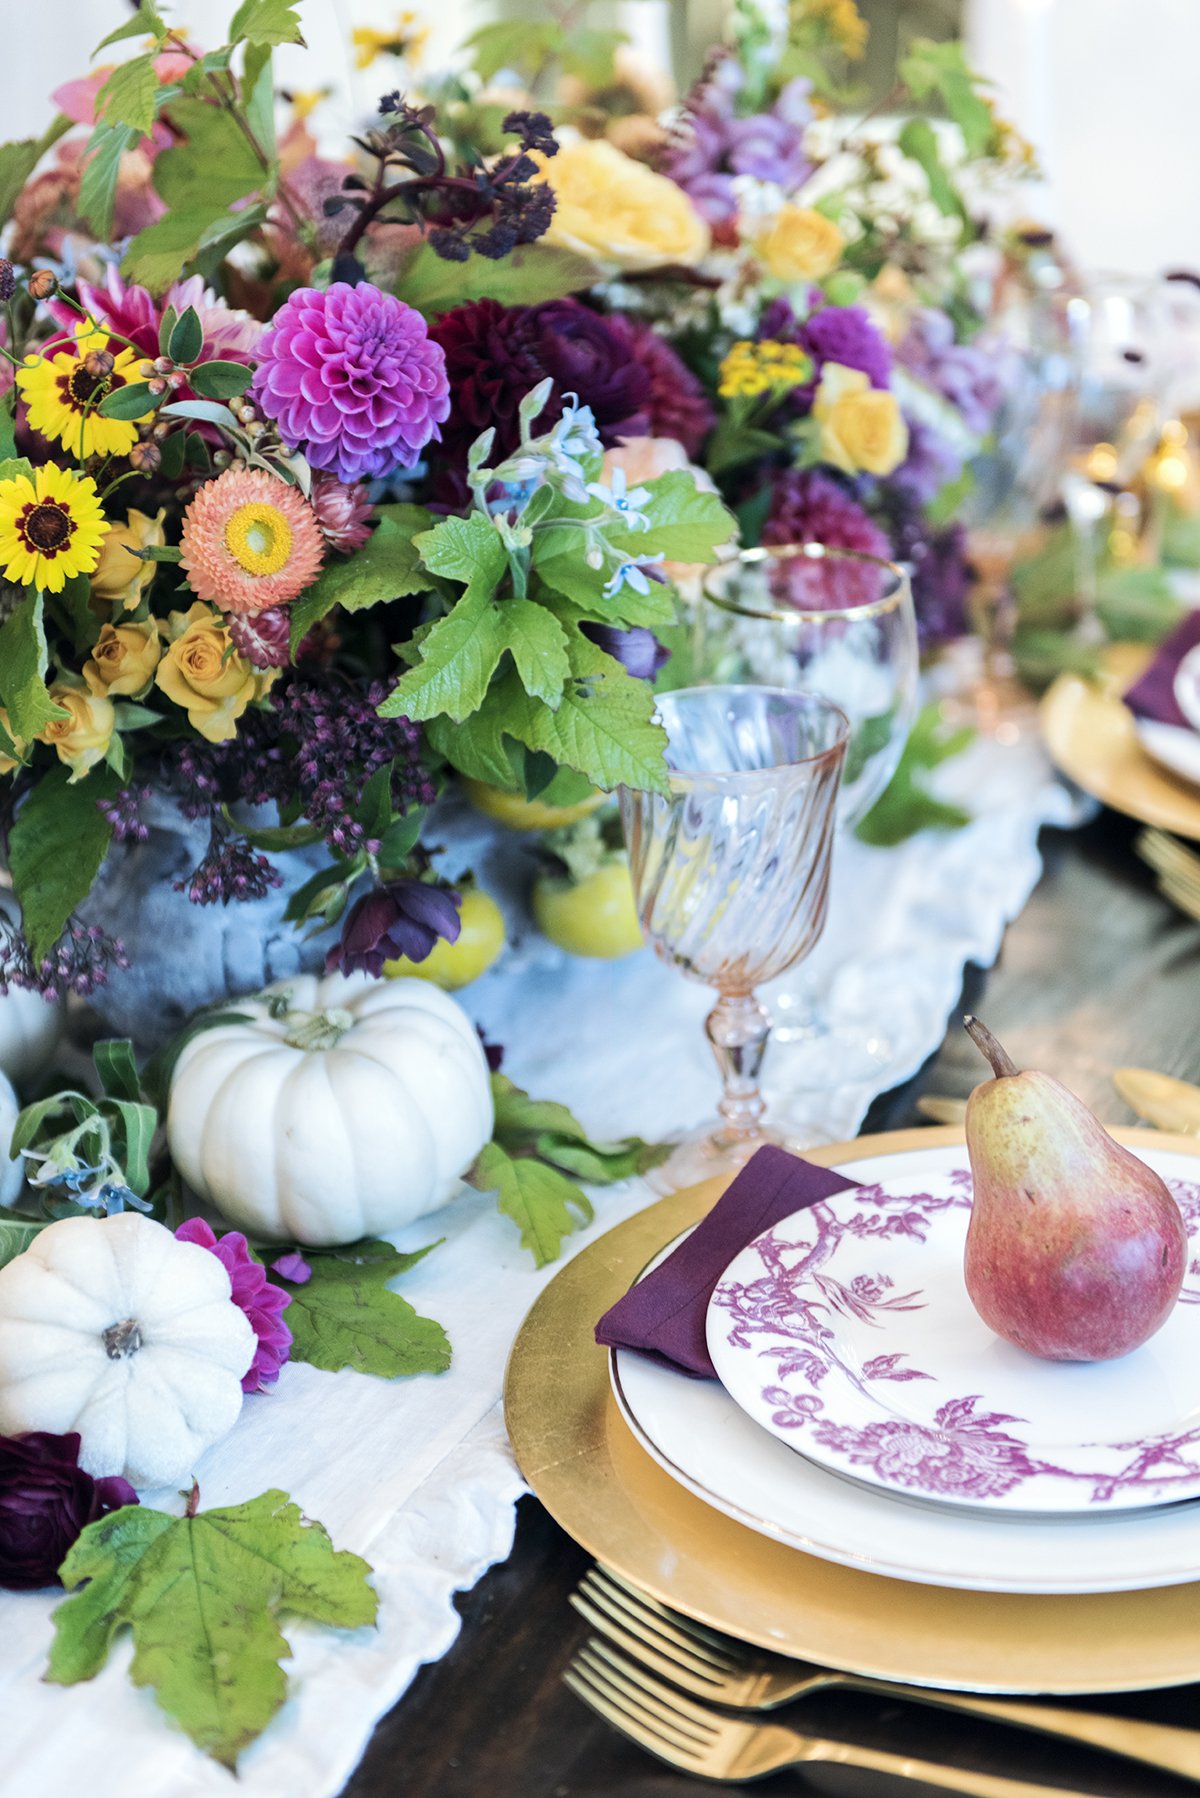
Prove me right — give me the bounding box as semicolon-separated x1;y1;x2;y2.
352;11;427;69
155;603;277;744
89;505;167;612
755;207;845;283
37;684;115;783
17;322;154;461
533;138;710;272
718;340;813;400
813;362;908;476
83;620;163;699
0;465;110;594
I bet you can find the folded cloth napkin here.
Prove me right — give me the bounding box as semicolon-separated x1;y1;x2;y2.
1123;611;1200;731
595;1144;859;1378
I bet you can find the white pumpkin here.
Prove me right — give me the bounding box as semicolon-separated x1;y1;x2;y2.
0;893;64;1087
166;971;494;1247
0;1071;24;1209
0;1211;255;1488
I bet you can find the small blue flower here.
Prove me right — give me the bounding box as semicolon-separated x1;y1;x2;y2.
604;553;666;599
587;465;653;530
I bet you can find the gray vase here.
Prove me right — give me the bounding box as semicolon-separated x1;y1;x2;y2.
79;790;335;1051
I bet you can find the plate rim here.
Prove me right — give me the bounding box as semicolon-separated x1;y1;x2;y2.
505;1124;1200;1694
1040;668;1200;839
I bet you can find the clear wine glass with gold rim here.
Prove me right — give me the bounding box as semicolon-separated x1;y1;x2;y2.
620;685;848;1193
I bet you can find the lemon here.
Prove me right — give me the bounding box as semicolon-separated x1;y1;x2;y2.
533;861;643;959
461;777;605;832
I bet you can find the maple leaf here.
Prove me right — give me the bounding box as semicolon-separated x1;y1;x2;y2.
48;1488;376;1768
278;1238;451;1378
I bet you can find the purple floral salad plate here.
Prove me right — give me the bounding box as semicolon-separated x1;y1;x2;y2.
706;1150;1200;1516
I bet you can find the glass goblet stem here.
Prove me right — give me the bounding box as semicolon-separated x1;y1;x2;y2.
706;991;771;1139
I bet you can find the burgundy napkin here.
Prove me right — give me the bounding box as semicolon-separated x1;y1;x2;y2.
1124;612;1200;731
595;1144;859;1378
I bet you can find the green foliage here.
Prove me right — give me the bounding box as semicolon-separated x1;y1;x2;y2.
49;1489;376;1769
97;53;159;137
228;0;307;47
394;243;600;317
8;765;119;965
96;380;159;420
1095;565;1183;644
608;471;734;566
189;358;253;399
275;1240;451;1378
464;18;564;82
896;118;964;222
386;585;512;723
13;1038;158;1203
900;38;996;158
0;1218;45;1269
0;115;71;228
469;1141;592;1268
93;3;168;53
518;627;672;794
122;94;265;289
854;704;974;847
79;121;139;241
0;595;69;743
167;304;204;365
289;503;438;652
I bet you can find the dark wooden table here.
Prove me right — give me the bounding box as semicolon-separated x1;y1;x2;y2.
347;807;1200;1798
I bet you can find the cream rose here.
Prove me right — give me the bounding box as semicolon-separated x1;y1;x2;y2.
535;138;710;272
813;362;909;477
755;207;844;283
37;685;115;782
155;603;276;743
83;620;162;698
89;506;167;611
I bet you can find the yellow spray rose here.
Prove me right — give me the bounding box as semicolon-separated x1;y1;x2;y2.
755;207;844;283
534;138;710;272
813;362;909;476
83;620;163;698
89;506;167;611
155;603;276;744
0;708;25;775
36;685;115;782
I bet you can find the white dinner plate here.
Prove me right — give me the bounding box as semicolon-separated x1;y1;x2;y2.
610;1143;1200;1592
1174;643;1200;736
1134;717;1200;789
706;1144;1200;1515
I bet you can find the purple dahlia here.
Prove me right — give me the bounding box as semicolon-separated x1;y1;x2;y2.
763;469;892;609
0;1431;136;1590
895;308;1004;436
430;297;650;467
604;315;714;458
175;1219;293;1393
252;282;451;483
801;304;892;390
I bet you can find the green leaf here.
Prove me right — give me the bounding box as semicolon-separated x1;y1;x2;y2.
94;3;167;53
0;115;71;228
507;629;671;794
97;53;159;137
160;397;239;429
8;765;119;965
424;709;520;788
79;120;139;240
561;27;627;86
95;380;158;420
50;1489;375;1770
0;594;69;743
842;706;897;788
11;1091;96;1161
415;511;507;599
534;1131;670;1184
608;470;735;566
853;703;974;847
393;242;599;317
499;599;570;707
899;38;995;159
376;809;423;868
0;402;16;465
228;0;307;48
93;1039;141;1104
1095;565;1183;644
468;1141;591;1268
218;807;323;851
491;1072;587;1147
121;97;264;289
122;211;233;293
157;428;186;480
896;117;965;221
189;358;253;399
0;1218;44;1269
167;305;204;365
383;586;509;724
243;46;276;158
108;1098;157;1195
463;17;564;82
278;1241;451;1378
288;503;437;652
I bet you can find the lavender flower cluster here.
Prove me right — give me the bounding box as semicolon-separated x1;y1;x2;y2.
662;58;814;228
0;914;128;1000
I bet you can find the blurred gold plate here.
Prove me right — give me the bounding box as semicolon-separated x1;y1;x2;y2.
1040;661;1200;840
505;1125;1200;1696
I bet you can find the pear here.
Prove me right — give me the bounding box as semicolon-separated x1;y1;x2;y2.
962;1016;1187;1362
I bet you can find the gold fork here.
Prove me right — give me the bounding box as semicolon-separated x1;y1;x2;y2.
570;1566;1200;1782
566;1638;1108;1795
1136;828;1200;917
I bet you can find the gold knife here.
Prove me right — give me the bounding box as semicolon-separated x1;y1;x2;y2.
1114;1068;1200;1136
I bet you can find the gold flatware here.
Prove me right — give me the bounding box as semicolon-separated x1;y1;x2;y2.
1137;826;1200;886
565;1638;1106;1796
916;1094;969;1125
571;1565;1200;1783
1114;1068;1200;1137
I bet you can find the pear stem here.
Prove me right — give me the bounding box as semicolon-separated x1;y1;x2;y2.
963;1015;1020;1079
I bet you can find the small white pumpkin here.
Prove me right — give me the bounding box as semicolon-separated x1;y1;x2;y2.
0;1212;256;1488
0;1071;24;1209
0;892;64;1087
166;971;494;1247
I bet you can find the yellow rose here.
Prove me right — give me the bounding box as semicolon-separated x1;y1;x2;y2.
37;685;114;782
90;506;167;611
534;138;710;272
82;620;162;698
155;603;276;743
755;207;844;283
0;708;25;776
813;362;909;476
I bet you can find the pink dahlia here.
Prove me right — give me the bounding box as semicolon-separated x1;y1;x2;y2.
309;471;373;554
49;267;262;369
253;282;450;483
763;470;892;609
180;466;325;614
175;1219;293;1393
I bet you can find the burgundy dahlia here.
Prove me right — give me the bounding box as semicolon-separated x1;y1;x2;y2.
430;297;650;467
0;1431;136;1590
309;471;373;554
763;470;892;608
175;1219;293;1393
253;282;451;483
605;316;714;458
330;879;462;978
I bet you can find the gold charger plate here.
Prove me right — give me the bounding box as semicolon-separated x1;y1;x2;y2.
505;1125;1200;1696
1040;650;1200;840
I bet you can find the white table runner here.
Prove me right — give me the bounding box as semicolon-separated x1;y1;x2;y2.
0;725;1083;1798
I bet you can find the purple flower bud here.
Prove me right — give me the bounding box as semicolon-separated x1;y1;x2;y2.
328;880;462;978
583;622;671;681
0;1431;136;1589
